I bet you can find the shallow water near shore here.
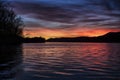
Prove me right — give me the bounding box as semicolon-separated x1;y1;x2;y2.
0;42;120;80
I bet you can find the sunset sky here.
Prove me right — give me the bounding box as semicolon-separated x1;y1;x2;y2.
9;0;120;39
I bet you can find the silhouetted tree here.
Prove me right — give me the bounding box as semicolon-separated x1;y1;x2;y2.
0;0;23;37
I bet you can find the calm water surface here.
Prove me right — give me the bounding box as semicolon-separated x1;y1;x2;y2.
0;43;120;80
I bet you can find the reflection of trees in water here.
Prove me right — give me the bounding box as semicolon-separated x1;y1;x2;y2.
0;45;23;80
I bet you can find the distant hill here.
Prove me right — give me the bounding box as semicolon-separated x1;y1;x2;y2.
47;32;120;43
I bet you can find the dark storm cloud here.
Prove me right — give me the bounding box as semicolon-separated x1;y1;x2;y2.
12;1;84;23
9;0;120;28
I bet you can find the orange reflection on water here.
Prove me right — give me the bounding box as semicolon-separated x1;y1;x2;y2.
23;43;111;67
75;43;110;66
21;43;120;79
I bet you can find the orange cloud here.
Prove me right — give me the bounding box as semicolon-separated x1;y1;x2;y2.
23;27;120;39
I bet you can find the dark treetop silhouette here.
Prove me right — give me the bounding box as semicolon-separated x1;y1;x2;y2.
23;37;45;43
0;1;45;43
0;0;23;43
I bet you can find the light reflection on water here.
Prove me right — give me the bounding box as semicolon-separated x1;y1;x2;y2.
22;43;120;80
0;43;120;80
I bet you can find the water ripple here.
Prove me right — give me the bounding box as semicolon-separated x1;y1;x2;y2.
21;43;120;80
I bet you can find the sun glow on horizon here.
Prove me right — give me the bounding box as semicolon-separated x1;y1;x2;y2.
23;27;120;39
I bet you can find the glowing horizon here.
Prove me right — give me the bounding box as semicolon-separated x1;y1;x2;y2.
23;27;120;39
9;0;120;39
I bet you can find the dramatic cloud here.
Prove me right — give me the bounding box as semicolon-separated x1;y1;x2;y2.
8;0;120;38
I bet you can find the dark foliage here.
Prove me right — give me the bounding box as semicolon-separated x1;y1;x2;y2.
23;37;45;43
0;0;23;36
0;1;46;43
0;0;24;43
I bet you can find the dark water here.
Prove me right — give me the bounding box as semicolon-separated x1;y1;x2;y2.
0;43;120;80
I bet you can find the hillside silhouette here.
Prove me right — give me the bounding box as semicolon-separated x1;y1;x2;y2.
47;32;120;43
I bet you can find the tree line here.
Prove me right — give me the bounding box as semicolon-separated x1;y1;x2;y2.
0;0;23;37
